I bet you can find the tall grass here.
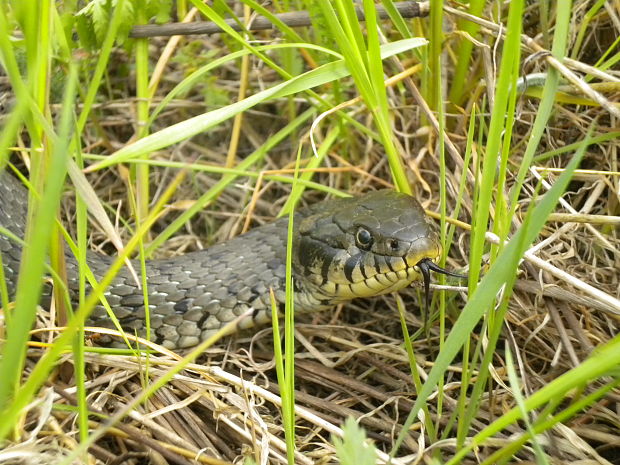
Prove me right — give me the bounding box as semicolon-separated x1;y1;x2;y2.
0;0;618;463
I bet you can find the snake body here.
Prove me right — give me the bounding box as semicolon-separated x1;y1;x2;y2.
0;173;442;349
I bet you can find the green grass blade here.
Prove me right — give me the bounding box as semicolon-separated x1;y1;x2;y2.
314;0;415;193
447;333;620;465
0;163;186;440
378;0;413;39
447;0;485;105
479;378;620;465
468;0;523;291
278;125;340;216
281;145;305;464
505;348;550;465
76;0;128;133
143;107;315;254
390;129;587;458
0;63;78;412
508;0;572;214
426;0;443;110
88;38;426;171
148;42;342;125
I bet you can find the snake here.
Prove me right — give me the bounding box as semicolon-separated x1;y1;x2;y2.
0;172;461;349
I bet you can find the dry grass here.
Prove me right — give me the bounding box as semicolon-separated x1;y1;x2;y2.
2;1;620;464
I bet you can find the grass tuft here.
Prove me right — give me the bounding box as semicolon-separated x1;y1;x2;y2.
0;0;618;463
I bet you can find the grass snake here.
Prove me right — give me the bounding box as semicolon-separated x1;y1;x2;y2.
0;172;460;349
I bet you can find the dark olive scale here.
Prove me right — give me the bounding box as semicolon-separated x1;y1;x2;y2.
0;173;456;350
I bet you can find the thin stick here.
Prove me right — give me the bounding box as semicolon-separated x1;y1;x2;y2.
129;1;430;38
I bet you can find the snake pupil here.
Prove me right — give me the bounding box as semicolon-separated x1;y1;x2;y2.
355;227;373;248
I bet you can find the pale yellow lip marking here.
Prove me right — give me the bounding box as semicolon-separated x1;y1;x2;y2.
342;262;421;298
383;272;398;284
322;248;437;299
374;273;392;287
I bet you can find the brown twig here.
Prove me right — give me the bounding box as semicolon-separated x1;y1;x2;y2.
129;1;430;38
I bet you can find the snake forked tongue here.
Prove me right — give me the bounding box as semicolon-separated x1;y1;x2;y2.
417;258;468;317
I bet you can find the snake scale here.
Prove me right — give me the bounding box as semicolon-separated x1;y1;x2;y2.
0;172;457;349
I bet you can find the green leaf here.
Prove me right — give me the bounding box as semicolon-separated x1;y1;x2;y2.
115;0;135;43
151;0;172;24
75;12;97;50
333;418;377;465
90;0;110;44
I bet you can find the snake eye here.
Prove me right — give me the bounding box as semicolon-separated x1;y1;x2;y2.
355;227;373;249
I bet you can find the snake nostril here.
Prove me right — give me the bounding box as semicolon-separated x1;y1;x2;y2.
388;239;399;251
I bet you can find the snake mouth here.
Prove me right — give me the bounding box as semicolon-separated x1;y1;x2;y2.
304;252;467;317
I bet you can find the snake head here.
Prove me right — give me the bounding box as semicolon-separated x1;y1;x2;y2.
293;190;444;307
